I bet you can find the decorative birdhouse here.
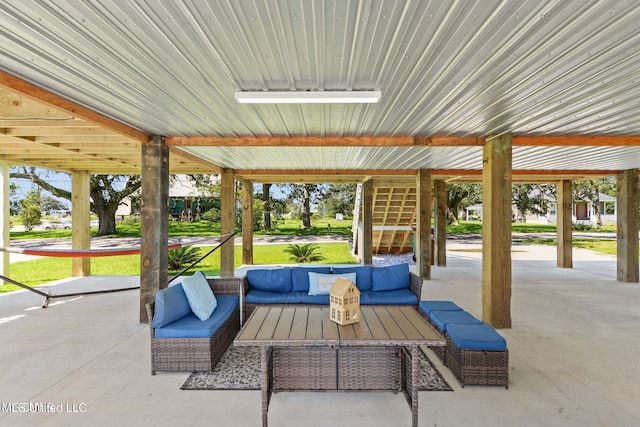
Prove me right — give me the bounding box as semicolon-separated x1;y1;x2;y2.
329;278;361;325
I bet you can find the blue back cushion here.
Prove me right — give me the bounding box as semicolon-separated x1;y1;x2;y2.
332;266;372;291
246;268;292;293
152;283;192;328
371;263;410;292
291;266;331;292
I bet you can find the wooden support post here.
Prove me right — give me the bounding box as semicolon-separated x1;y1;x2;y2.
434;179;447;267
71;171;91;277
617;169;639;282
242;179;253;266
362;179;373;265
220;169;235;277
0;164;9;277
140;135;169;323
416;170;432;279
557;180;573;268
482;135;512;329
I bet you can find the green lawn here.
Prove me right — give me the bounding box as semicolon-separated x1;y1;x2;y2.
0;242;357;293
528;238;618;256
4;218;622;294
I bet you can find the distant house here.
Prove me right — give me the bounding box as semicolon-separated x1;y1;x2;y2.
123;174;221;220
464;193;617;226
549;193;617;226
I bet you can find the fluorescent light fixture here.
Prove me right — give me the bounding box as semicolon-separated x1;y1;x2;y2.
235;91;381;104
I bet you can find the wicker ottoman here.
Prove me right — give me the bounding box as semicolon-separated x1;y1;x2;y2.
445;323;509;388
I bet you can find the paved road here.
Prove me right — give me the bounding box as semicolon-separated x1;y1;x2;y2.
5;234;351;263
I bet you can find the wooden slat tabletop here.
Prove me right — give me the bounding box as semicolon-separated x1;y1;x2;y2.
234;306;444;347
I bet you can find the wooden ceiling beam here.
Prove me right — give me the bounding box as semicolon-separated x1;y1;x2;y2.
5;127;121;137
0;119;93;127
167;136;485;147
168;134;640;147
169;147;224;173
0;72;149;143
512;135;640;146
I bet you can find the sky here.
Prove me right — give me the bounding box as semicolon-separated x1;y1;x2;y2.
11;170;73;208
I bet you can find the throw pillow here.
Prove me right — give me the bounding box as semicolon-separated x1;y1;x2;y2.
308;272;357;296
181;271;217;321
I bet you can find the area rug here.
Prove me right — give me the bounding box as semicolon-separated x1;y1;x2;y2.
181;346;452;391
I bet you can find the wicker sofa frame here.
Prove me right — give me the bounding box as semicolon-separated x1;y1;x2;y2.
236;271;424;322
145;278;241;375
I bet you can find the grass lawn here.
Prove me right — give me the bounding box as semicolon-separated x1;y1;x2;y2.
0;242;357;293
528;238;617;256
4;217;622;294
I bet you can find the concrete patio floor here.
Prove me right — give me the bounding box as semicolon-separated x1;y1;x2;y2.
1;242;639;426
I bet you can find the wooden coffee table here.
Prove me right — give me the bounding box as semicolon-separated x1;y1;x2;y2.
234;305;445;427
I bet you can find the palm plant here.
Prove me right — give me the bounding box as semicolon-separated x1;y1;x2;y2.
284;243;325;263
167;246;202;271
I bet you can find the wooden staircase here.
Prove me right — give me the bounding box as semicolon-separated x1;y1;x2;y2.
353;182;417;255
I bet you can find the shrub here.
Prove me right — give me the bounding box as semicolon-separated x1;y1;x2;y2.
121;215;140;225
167;246;202;271
284;243;325;263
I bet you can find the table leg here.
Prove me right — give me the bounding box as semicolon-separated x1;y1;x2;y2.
261;346;273;427
410;345;419;427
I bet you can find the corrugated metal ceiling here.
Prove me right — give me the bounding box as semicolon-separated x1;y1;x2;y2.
0;0;639;176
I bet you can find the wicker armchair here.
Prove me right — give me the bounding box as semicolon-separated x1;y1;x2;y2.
146;277;242;375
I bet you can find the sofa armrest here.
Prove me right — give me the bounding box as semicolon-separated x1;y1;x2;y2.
206;276;247;326
409;272;423;299
206;277;244;296
145;302;156;326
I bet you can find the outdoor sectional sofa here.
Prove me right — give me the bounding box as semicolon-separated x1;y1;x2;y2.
238;263;422;322
145;264;419;374
145;272;241;374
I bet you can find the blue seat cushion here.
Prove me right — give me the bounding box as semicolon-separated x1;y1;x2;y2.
246;268;292;293
428;310;482;332
291;266;331;292
418;300;463;315
295;292;330;305
245;290;301;304
245;290;329;305
332;265;372;291
446;323;507;351
154;296;239;339
360;289;418;305
371;263;410;291
152;283;192;328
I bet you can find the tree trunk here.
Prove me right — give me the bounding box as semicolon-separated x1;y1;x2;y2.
98;212;117;235
302;186;311;228
96;204;119;235
263;183;272;231
446;209;459;225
